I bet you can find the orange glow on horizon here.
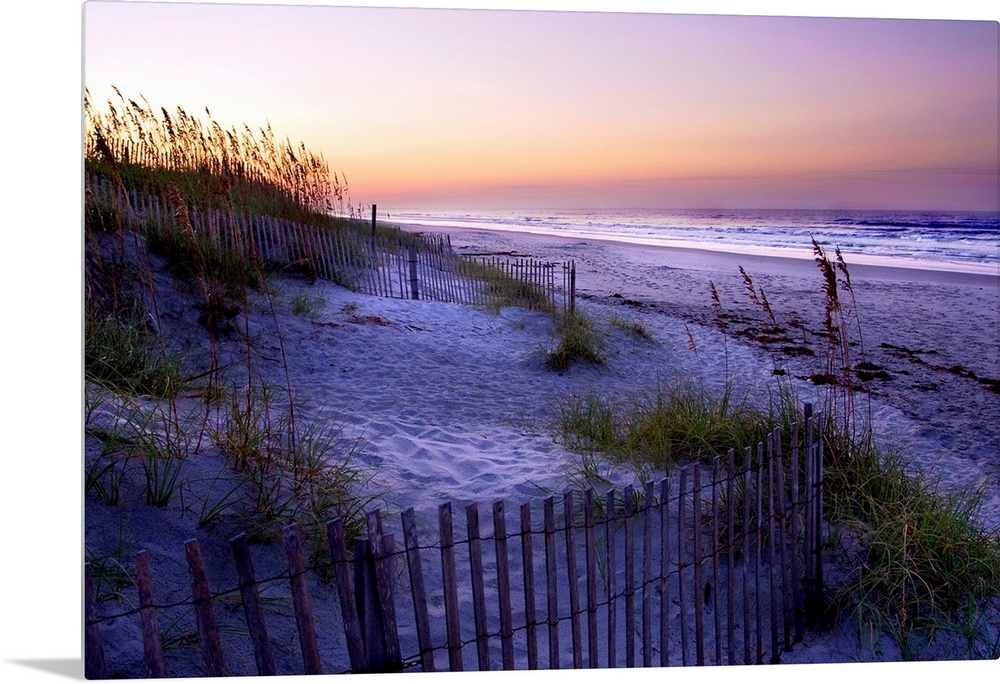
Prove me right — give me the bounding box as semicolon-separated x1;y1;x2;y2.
84;3;999;211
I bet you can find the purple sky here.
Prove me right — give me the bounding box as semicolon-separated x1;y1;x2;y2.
83;2;999;212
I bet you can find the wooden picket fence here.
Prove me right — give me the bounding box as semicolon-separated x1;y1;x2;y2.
85;408;826;678
85;175;575;313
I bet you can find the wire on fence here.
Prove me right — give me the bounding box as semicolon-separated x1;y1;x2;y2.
86;418;824;677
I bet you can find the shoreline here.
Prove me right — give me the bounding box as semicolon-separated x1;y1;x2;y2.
390;220;1000;282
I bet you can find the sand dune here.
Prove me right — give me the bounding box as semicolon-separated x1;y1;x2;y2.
84;225;1000;677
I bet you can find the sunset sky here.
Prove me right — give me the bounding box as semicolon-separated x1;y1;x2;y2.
83;2;999;212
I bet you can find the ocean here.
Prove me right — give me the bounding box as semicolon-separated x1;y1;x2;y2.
390;208;1000;275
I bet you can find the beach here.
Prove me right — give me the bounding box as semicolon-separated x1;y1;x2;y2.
84;223;1000;677
409;223;1000;517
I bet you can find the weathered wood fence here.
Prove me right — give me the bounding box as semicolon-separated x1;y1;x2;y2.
86;175;575;313
85;409;825;678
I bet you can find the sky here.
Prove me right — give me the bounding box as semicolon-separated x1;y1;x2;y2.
82;2;999;212
81;1;1000;213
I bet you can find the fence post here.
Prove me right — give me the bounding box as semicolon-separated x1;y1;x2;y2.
284;525;323;675
641;480;654;668
521;502;539;670
813;414;825;620
605;489;617;668
583;489;599;669
408;246;420;300
544;496;560;669
401;509;436;672
354;537;388;670
623;485;636;668
803;404;815;625
84;563;108;680
467;503;492;670
184;539;228;677
569;261;576;313
493;501;516;670
230;535;276;676
564;490;583;669
368;532;402;670
326;520;369;673
135;551;168;679
439;502;464;671
371;204;377;249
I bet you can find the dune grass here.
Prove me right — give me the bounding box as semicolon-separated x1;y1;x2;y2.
822;435;1000;657
85;86;354;220
84;90;379;563
558;381;774;471
545;309;605;371
85;305;184;397
610;313;655;341
454;257;558;313
557;245;1000;657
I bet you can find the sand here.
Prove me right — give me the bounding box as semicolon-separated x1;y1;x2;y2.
83;224;1000;679
408;223;1000;524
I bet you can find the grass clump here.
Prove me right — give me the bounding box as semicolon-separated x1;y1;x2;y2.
142;196;263;299
823;437;1000;656
291;291;325;318
458;258;556;313
545;309;605;371
213;383;375;557
610;313;655;342
85;305;184;397
559;381;772;472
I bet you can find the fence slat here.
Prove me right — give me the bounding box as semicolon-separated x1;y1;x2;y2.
439;502;464;671
584;489;599;669
407;246;420;300
641;480;654;667
756;442;765;665
712;455;723;666
677;468;689;666
521;502;539;670
377;532;403;667
768;432;781;663
367;511;402;670
493;501;516;670
84;563;108;680
624;485;635;668
184;539;228;677
693;462;705;666
401;508;436;672
775;433;792;652
659;478;670;668
814;414;825;620
742;447;753;665
229;535;275;676
804;405;815;624
135;551;168;679
544;496;560;669
466;503;491;670
790;420;804;641
605;489;617;668
326;519;369;672
564;491;583;668
726;448;736;666
284;524;323;675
